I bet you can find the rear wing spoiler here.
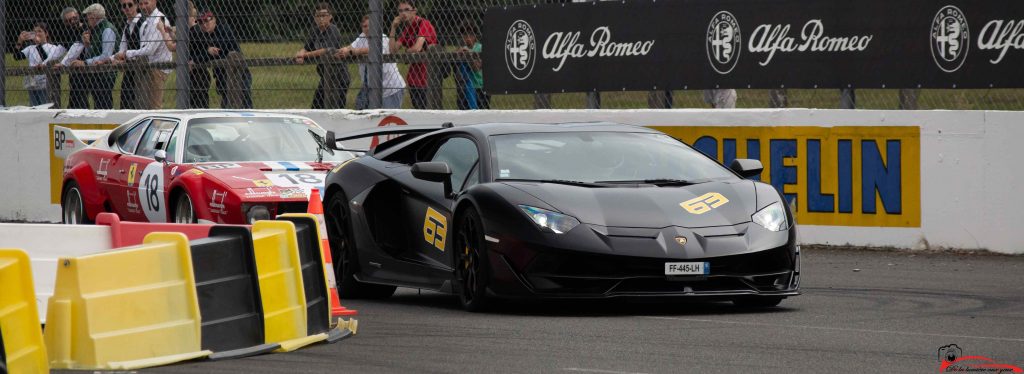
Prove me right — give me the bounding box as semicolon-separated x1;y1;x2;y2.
53;125;110;159
325;123;453;153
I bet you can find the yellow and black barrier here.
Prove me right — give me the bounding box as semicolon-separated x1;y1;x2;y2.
190;226;280;360
0;249;48;374
43;233;211;370
277;215;332;335
251;220;327;352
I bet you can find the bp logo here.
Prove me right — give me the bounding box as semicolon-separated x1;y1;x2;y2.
505;20;536;80
707;11;742;74
930;5;970;73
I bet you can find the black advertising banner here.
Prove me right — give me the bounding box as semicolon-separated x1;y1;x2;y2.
483;0;1024;93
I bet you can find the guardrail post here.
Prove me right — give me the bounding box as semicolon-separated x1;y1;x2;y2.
174;0;190;109
425;45;444;109
840;88;856;109
46;62;62;108
586;92;600;109
223;52;245;109
1;3;6;107
368;0;384;109
132;57;153;109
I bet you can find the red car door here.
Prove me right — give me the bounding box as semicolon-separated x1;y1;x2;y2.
117;118;180;222
103;119;150;219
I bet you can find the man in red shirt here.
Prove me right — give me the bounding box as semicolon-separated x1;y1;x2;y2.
389;0;437;109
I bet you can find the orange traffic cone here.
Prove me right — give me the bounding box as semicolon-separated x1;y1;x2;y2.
308;188;358;317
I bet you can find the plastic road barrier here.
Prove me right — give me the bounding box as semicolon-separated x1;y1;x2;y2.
189;226;280;359
43;233;211;370
275;215;331;335
303;189;358;317
96;213;215;247
250;220;326;352
0;249;48;373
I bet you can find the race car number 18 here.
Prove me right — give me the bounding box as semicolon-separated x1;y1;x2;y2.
138;162;166;222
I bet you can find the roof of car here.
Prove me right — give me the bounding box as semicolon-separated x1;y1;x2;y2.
459;122;659;136
124;111;316;123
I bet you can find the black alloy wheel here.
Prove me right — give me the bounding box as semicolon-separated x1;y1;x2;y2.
325;191;396;299
454;208;491;312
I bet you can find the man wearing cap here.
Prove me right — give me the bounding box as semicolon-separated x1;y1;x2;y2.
58;4;118;109
190;10;252;108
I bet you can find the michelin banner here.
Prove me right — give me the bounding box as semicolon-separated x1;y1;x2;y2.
484;0;1024;93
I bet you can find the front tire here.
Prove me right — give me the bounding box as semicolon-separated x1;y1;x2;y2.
325;191;396;299
61;181;92;224
173;193;197;223
454;208;492;312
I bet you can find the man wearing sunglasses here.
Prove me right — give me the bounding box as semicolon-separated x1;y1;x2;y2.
53;7;87;108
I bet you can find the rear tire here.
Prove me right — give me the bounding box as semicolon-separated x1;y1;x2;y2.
732;296;784;308
173;193;197;223
454;208;492;312
325;191;396;299
61;181;92;224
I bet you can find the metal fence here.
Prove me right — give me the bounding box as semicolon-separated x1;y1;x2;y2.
3;0;1024;110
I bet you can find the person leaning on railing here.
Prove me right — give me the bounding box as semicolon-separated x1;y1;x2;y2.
12;23;67;106
295;2;349;109
55;3;118;109
190;10;252;109
389;0;437;109
337;14;406;109
112;0;173;110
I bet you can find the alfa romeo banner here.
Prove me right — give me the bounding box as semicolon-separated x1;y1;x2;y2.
482;0;1024;93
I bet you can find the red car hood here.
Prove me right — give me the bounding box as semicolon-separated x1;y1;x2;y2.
179;161;333;198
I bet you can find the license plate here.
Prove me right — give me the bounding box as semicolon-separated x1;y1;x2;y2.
665;262;709;276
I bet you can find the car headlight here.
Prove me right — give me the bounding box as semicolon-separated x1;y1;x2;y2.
244;204;272;224
752;202;788;232
518;205;580;234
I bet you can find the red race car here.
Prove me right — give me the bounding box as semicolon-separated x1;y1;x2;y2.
55;112;356;224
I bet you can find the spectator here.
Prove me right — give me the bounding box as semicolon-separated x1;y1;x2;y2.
190;10;252;108
337;15;406;109
53;8;87;109
155;2;208;108
295;3;349;109
455;20;488;110
389;0;437;109
114;0;142;109
703;89;737;108
57;4;118;109
113;0;173;109
13;23;67;106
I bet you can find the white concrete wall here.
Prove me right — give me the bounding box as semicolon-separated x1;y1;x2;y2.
1;108;1021;253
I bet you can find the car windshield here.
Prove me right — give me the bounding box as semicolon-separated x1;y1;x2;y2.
183;117;353;163
491;131;738;183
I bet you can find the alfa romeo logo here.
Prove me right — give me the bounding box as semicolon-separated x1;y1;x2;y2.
505;20;536;80
930;5;970;73
707;11;742;74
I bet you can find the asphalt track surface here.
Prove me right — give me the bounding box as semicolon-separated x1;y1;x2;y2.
141;247;1023;374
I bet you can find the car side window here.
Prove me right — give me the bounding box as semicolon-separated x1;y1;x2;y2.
117;119;150;154
135;120;179;158
430;137;479;192
165;125;180;161
461;161;480;191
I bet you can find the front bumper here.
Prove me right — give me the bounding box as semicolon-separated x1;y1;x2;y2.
485;224;801;299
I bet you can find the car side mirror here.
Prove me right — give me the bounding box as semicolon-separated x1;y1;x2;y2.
412;161;453;196
729;159;763;179
154;149;168;164
325;130;337;150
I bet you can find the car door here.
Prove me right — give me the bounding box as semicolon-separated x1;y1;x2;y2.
114;118;180;222
103;119;150;219
398;136;481;269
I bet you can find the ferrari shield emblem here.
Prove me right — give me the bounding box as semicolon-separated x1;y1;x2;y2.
675;236;688;246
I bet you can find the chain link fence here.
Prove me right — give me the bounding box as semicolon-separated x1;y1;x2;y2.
4;0;1024;110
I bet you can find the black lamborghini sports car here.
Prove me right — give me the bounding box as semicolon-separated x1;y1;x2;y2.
320;122;800;311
